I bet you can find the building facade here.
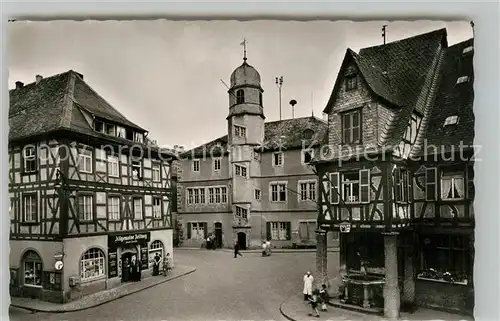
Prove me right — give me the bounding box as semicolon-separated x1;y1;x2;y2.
176;57;338;250
9;71;177;303
314;29;474;317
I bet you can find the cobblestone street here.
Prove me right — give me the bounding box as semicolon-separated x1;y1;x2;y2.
10;250;332;321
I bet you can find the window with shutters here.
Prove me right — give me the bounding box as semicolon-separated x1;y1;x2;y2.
270;182;287;202
342;172;360;203
190;222;206;240
299;221;316;240
341;110;361;144
425;168;438;201
270;222;288;240
441;170;465;201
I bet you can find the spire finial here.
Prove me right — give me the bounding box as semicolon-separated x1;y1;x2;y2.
240;38;248;62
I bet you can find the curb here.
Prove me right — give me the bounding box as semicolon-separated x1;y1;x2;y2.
11;266;196;313
175;247;339;253
279;294;298;321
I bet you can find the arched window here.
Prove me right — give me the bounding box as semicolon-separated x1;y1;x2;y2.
80;248;105;281
23;250;42;286
259;92;263;106
149;240;164;268
236;89;245;104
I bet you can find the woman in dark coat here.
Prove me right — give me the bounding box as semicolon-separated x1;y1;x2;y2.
130;255;141;281
122;258;130;282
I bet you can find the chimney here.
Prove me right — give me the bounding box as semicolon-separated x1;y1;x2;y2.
35;75;43;84
15;81;24;89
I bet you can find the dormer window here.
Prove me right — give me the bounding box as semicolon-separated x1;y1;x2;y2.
116;126;126;138
456;76;470;84
236;89;245;104
106;124;116;136
134;132;144;144
443;116;459;127
94;120;105;133
345;74;357;91
302;149;314;164
303;129;314;140
462;46;473;54
342;109;361;144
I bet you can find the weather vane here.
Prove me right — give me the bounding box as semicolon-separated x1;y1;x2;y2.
240;38;248;61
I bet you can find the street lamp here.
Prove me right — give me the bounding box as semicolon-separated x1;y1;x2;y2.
275;76;283;121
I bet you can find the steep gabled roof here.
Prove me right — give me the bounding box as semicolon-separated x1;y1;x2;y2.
324;28;447;114
419;39;474;156
183;116;328;158
9;70;145;142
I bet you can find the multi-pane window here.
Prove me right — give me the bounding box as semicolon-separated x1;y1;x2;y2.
299;181;316;201
192;160;200;172
221;187;227;203
187;188;205;205
133;198;143;219
23;194;37;223
270;182;287;202
345;74;357;91
235;164;247;177
132;160;142;180
108;196;120;221
152;164;161;182
236;89;245;104
273;152;284;167
190;222;205;240
80;248;105;281
153;198;162;218
342;172;360;203
234;125;247;138
271;222;287;240
116;126;126;138
342;110;361;144
107;156;119;177
208;188;215;204
441;171;465;200
235;206;248;220
78;195;93;221
23;146;37;172
134;132;144;143
213;158;221;172
79;149;93;173
255;189;261;201
23;251;42;286
394;168;410;203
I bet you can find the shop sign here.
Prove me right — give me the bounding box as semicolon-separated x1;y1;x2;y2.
108;249;118;278
108;232;151;246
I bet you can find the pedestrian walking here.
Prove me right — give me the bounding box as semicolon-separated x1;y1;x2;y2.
153;253;161;276
234;241;243;258
303;271;314;301
206;235;212;250
319;284;329;311
163;252;172;276
210;234;217;250
308;289;320;318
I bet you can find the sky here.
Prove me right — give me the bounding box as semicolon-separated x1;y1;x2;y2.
8;20;473;150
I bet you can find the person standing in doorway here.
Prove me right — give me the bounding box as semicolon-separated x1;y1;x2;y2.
206;235;212;250
122;258;130;282
303;271;314;301
234;241;243;258
130;255;141;281
153;253;160;276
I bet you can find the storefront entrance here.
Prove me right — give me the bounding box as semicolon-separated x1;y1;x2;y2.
237;232;247;250
215;223;223;248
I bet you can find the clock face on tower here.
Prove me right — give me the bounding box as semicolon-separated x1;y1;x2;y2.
54;260;64;271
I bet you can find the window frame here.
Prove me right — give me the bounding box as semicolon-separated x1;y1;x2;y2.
272;152;284;167
270;181;288;203
236;89;245;104
22;193;38;223
235;205;248;220
345;74;358;91
440;171;465;201
132;197;143;220
341;109;362;145
23;251;43;287
301;149;315;165
78;194;94;222
107;155;120;178
213;158;222;172
80;248;106;282
152;163;161;182
234;125;247;138
342;172;360;204
190;222;206;240
78;148;93;174
192;159;200;173
298;180;317;202
255;189;261;201
234;164;247;178
23;146;37;173
107;196;121;221
270;222;288;240
152;197;162;219
131;160;143;180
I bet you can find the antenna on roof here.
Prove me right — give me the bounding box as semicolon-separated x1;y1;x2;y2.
382;25;388;45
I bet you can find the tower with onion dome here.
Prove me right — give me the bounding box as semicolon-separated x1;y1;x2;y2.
227;39;265;248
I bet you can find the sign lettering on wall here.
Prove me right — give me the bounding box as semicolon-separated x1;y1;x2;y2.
108;232;151;247
108;249;118;278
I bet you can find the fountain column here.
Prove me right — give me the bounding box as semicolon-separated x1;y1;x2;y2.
383;232;400;320
316;228;328;287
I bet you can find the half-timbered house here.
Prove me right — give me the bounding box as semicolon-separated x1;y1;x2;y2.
313;29;474;317
9;70;177;303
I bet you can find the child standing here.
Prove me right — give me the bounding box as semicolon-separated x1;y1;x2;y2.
308;289;320;318
319;284;329;311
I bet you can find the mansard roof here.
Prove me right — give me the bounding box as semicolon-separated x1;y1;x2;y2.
9;70;146;142
182;116;328;158
323;28;448;114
